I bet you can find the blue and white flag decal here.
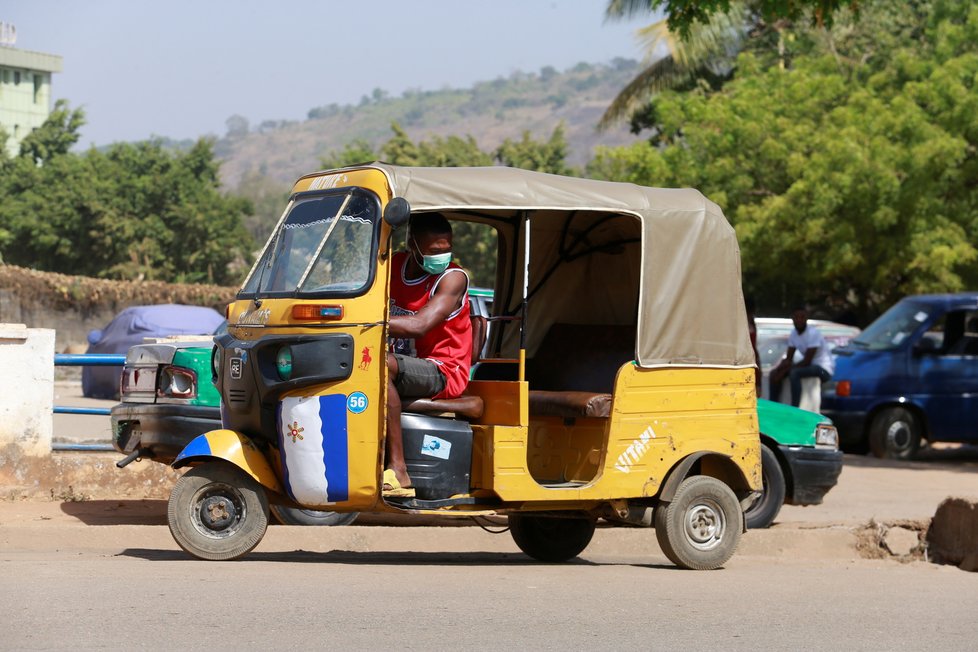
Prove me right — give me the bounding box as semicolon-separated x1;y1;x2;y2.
277;394;349;505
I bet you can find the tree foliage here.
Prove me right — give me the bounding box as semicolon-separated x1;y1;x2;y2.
606;0;860;37
315;123;573;287
0;104;254;285
590;0;978;323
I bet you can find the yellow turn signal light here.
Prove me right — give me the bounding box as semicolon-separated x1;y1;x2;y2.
291;304;344;321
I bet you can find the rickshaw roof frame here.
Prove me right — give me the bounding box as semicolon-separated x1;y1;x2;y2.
293;163;754;369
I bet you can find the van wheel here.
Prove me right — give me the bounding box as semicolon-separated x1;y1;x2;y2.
869;407;921;460
509;514;596;562
270;505;359;527
655;475;742;570
167;462;269;561
744;445;786;529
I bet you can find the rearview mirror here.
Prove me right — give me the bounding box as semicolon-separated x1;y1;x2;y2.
383;197;411;228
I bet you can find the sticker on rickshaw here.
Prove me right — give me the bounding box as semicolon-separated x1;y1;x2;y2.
614;425;658;473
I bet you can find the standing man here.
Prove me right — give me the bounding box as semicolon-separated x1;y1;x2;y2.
384;213;472;497
769;306;834;407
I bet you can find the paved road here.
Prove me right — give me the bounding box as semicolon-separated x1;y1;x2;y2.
1;506;976;651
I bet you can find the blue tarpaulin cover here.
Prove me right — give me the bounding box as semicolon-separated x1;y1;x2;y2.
82;304;224;399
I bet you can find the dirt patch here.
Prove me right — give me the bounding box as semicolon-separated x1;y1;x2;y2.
0;446;178;501
854;519;930;562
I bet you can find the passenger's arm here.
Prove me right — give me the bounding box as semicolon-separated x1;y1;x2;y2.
799;347;817;366
390;272;467;339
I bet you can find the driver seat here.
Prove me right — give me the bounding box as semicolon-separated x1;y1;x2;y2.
401;314;487;420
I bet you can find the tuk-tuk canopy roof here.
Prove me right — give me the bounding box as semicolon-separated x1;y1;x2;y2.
352;163;752;368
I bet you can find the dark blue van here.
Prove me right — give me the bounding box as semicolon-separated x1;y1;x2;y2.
821;293;978;459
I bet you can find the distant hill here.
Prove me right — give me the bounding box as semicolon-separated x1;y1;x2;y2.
212;59;644;190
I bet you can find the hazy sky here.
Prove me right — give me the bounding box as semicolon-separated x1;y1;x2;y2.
3;1;651;148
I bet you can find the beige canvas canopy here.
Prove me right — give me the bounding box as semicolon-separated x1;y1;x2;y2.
351;163;752;369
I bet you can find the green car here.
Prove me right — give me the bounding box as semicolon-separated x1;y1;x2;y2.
749;398;842;528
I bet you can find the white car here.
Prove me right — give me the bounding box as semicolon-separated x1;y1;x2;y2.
755;318;861;400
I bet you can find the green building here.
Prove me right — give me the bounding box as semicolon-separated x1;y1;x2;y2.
0;32;63;157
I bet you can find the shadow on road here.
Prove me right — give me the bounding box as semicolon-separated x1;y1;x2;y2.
843;445;978;474
61;499;167;525
118;547;677;569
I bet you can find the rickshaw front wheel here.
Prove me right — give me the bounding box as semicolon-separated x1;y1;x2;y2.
168;461;269;561
654;475;742;570
508;514;596;562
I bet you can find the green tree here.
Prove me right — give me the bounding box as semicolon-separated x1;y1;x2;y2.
607;0;860;37
496;124;572;175
0;104;254;285
589;1;978;323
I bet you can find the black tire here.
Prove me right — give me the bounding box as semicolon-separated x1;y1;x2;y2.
869;407;921;460
270;505;359;527
509;514;596;562
654;475;743;570
744;445;786;529
167;462;269;561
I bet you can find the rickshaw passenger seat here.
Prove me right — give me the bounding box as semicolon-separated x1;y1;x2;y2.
526;323;635;419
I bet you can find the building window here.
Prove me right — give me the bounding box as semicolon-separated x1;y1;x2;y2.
14;70;20;85
33;75;42;103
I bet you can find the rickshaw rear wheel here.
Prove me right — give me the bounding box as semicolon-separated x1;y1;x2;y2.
168;461;269;561
654;475;742;570
508;514;595;562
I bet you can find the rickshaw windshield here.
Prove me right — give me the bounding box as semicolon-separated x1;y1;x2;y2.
240;189;379;298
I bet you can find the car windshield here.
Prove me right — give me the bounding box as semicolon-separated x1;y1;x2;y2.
852;301;930;350
240;189;378;297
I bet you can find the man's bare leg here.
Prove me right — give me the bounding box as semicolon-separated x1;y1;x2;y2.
385;353;411;488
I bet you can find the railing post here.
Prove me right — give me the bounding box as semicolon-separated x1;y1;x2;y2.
0;323;55;455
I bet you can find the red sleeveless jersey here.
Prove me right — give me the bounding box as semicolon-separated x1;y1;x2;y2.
389;252;472;399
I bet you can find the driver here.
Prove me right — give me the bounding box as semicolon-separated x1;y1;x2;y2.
384;213;472;497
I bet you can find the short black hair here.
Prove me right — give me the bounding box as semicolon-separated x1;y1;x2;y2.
409;212;452;239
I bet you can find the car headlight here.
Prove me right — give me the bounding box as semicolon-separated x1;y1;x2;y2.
815;424;839;449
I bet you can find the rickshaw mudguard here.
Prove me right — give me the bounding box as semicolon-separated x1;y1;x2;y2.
658;451;754;504
172;429;284;495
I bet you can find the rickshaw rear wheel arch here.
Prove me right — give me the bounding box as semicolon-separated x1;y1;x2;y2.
657;452;751;504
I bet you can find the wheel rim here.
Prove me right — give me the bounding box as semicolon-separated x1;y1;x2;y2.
190;482;247;540
684;498;726;551
885;420;914;453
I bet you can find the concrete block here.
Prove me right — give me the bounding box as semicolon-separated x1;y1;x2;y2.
927;497;978;572
0;323;54;455
778;376;822;413
882;526;919;556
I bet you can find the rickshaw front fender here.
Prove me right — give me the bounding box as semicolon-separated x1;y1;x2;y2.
172;429;284;495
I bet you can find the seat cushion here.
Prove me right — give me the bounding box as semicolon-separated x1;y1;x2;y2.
402;395;484;419
528;390;611;419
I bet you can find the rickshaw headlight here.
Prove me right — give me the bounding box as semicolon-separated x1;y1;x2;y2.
815;424;839;449
276;346;293;380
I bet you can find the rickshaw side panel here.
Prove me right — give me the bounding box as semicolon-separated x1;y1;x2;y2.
608;365;761;495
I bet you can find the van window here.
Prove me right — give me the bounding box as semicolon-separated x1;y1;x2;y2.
852;301;930;350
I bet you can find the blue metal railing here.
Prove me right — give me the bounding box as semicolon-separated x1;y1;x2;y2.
53;353;126;451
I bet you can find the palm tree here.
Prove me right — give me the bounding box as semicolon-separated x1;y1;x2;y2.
600;1;750;130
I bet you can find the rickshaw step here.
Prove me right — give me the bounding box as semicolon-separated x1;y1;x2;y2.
384;495;502;509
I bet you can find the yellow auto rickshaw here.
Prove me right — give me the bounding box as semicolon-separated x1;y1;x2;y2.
166;163;761;569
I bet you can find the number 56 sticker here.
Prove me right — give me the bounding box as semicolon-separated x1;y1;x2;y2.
347;391;368;414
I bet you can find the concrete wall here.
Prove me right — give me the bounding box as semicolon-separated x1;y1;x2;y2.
0;323;54;455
